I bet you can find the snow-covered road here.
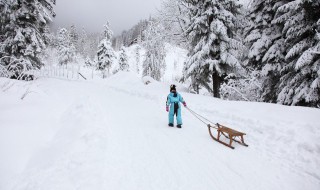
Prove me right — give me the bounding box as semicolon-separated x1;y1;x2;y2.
1;73;320;190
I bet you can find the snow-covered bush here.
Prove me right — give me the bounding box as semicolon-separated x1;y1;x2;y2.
221;70;262;102
85;56;93;67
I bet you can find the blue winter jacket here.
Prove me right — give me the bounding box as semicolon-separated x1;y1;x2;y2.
166;92;185;125
166;92;185;107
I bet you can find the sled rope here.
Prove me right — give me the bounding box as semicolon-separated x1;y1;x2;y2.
185;107;234;139
185;107;218;129
186;107;236;138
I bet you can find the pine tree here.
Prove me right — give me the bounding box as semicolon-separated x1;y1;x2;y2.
86;33;100;59
69;24;78;48
78;28;87;56
244;0;284;70
57;28;76;65
243;0;286;102
0;0;56;79
96;22;115;78
135;46;141;74
118;47;129;71
112;19;149;49
142;21;166;81
183;0;244;97
274;0;320;107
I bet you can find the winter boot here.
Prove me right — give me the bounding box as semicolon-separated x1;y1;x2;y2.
168;123;174;127
177;124;182;128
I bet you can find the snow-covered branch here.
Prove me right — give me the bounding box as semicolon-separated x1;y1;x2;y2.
309;51;320;54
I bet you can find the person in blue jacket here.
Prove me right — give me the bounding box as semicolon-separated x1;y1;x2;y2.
166;84;187;128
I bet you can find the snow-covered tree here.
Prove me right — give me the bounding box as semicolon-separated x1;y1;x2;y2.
142;21;166;81
69;24;78;48
0;0;55;79
57;28;76;65
78;28;87;56
243;0;286;102
274;0;320;107
96;22;116;78
243;0;320;107
86;33;100;59
182;0;244;98
158;0;189;47
244;0;284;70
118;47;129;72
135;45;141;74
112;19;149;49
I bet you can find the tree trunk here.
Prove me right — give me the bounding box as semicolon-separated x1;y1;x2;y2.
196;84;199;94
212;72;221;98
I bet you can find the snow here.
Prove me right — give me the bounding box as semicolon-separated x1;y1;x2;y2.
1;71;320;190
239;0;251;8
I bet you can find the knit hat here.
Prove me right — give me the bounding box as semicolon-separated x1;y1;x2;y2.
170;84;176;92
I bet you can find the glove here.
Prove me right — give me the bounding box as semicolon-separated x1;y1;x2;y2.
166;106;169;112
183;102;187;107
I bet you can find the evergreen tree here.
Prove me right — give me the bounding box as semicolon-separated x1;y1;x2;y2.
243;0;286;102
87;32;100;59
142;21;166;81
0;0;56;78
69;24;78;48
113;19;149;47
135;46;141;74
96;22;115;78
57;28;76;65
78;27;87;56
244;0;284;70
274;0;320;107
118;47;129;71
183;0;244;97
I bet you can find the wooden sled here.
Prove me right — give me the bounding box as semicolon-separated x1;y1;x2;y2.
208;123;248;149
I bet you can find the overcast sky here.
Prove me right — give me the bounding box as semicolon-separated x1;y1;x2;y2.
51;0;162;35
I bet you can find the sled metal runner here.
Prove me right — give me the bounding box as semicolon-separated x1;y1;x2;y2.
208;123;248;149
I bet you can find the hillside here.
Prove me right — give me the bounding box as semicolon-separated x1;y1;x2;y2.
0;72;319;190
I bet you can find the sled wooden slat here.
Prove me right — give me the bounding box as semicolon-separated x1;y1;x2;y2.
208;124;248;149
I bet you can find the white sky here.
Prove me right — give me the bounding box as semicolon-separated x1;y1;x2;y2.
51;0;162;35
51;0;251;35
